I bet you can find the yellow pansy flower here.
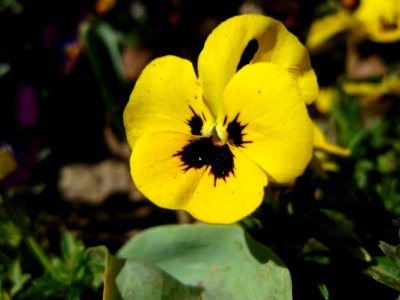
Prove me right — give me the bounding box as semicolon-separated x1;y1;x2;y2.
314;86;340;114
0;146;17;181
307;0;400;52
354;0;400;42
306;10;359;52
312;122;351;174
342;73;400;107
124;14;318;224
313;123;351;157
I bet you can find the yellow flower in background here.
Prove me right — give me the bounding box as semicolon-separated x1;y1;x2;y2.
124;14;318;224
306;10;359;52
306;0;400;52
314;86;340;114
0;146;17;181
342;73;400;106
354;0;400;42
313;123;351;157
312;122;351;173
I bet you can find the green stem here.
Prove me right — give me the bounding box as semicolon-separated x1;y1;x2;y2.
25;235;62;281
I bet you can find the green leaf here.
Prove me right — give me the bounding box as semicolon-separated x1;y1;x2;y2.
0;63;10;77
103;247;124;300
365;241;400;291
365;256;400;291
8;260;31;297
115;223;292;300
116;260;202;300
81;17;128;138
85;246;109;290
317;283;329;300
379;241;400;265
0;221;22;248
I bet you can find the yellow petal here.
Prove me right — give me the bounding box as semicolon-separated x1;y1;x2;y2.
0;148;17;180
346;73;400;96
130;132;206;209
123;56;212;149
198;13;318;116
315;86;339;114
342;80;386;96
130;132;267;224
313;122;351;156
384;74;400;95
218;62;314;183
354;0;400;42
187;147;268;224
306;10;360;52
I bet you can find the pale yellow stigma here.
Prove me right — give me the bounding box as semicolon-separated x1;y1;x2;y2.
211;129;225;147
202;122;228;147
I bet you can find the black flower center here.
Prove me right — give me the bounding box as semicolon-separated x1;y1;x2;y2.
174;107;250;185
175;138;234;185
188;106;203;135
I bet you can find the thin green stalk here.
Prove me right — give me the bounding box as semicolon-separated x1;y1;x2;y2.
25;235;62;281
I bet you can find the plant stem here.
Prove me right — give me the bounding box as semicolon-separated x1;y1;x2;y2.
25;235;62;281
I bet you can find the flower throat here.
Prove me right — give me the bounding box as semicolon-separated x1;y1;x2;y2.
174;106;250;185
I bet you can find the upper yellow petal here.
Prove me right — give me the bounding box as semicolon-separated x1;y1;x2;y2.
198;13;318;117
218;62;314;183
123;55;212;149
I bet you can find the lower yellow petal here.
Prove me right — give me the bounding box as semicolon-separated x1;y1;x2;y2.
187;147;268;224
131;132;268;224
130;132;206;209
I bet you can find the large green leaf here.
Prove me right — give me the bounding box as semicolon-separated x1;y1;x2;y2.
115;223;292;300
116;260;202;299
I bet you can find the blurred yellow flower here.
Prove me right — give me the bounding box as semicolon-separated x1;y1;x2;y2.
312;122;351;173
354;0;400;42
342;73;400;106
0;147;17;181
314;86;340;114
95;0;116;15
306;0;400;51
306;10;359;52
124;14;318;224
313;123;351;157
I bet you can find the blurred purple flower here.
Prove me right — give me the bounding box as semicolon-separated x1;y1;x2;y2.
15;85;38;130
1;85;39;190
42;25;59;51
